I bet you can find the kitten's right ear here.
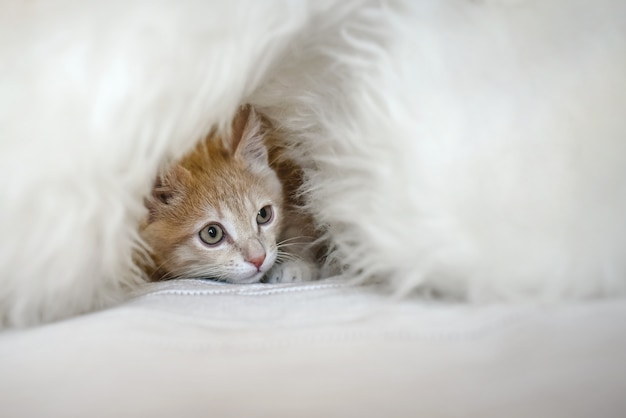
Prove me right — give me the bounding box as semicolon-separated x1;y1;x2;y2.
147;165;191;211
152;176;174;205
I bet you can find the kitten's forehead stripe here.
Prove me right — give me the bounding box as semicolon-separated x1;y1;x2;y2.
218;213;238;242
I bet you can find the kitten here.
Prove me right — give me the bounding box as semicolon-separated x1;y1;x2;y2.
139;106;321;284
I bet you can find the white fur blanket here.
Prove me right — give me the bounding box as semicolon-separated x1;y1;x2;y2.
1;0;625;327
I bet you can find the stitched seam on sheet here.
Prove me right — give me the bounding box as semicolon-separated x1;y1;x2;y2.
134;282;354;299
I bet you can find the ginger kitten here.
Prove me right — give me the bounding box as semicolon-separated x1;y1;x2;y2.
140;106;320;284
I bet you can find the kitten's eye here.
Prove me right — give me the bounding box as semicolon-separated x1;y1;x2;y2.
199;224;224;245
256;205;273;225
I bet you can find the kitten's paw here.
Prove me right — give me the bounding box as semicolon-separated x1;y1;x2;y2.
265;260;318;284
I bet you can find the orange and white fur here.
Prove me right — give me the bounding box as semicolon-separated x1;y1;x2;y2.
140;107;320;284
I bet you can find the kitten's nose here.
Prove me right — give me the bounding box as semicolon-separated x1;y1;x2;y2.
247;254;266;270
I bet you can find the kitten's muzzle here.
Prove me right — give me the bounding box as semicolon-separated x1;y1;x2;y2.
247;254;266;270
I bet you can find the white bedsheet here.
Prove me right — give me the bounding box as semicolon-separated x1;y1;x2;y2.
1;279;625;417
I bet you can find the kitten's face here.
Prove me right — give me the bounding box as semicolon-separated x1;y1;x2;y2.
141;107;283;283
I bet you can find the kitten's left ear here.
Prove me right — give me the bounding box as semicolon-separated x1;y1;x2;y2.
231;105;269;170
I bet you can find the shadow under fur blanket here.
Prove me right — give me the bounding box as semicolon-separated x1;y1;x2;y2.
1;0;625;327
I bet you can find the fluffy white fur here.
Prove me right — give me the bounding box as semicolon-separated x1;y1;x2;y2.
1;0;625;327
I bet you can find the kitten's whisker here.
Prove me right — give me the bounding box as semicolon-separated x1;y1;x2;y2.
148;253;186;281
153;260;227;281
277;242;312;250
277;235;314;245
277;251;301;260
181;266;224;278
275;250;304;264
159;271;178;281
